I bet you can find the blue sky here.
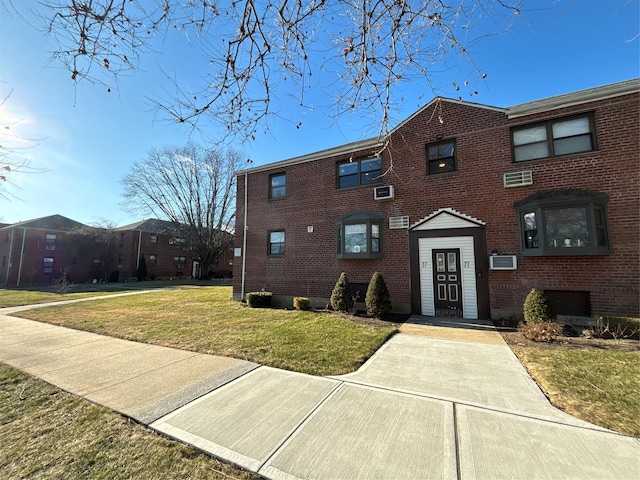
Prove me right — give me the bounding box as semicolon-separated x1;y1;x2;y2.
1;0;638;226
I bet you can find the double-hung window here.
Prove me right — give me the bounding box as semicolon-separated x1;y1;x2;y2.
174;256;186;268
43;257;54;274
337;157;382;189
426;140;457;175
270;173;286;198
512;113;596;162
336;212;384;259
516;189;609;256
269;231;285;255
45;233;57;251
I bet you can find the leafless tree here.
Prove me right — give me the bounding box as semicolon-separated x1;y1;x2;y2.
39;0;521;138
0;89;46;200
121;143;242;279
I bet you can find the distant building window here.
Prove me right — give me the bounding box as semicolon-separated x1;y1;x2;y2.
149;254;157;265
150;235;158;244
173;256;186;268
45;233;57;251
337;157;382;189
91;258;101;268
516;189;609;256
512;113;596;162
426;140;457;175
43;257;54;274
335;212;384;259
270;173;286;199
169;237;185;245
269;231;285;255
119;232;125;247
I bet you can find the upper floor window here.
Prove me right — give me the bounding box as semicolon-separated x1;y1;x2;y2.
512;113;596;162
45;233;57;251
336;212;384;259
119;232;125;247
516;189;609;256
270;173;286;199
269;231;285;255
426;140;456;175
42;257;54;274
337;157;382;189
150;234;158;244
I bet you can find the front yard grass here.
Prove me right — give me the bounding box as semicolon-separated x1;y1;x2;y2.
0;364;258;480
502;331;640;437
12;285;397;376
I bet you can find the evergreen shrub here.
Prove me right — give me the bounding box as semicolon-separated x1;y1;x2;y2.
246;292;272;308
366;271;392;319
523;288;557;324
331;272;353;313
293;297;311;311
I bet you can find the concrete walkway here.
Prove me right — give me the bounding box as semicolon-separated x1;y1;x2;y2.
1;304;638;479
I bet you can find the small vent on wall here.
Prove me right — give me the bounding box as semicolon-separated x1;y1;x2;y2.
503;170;533;188
389;216;409;229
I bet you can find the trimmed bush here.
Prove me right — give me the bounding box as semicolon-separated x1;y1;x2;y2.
293;297;311;311
331;272;354;313
523;288;556;324
366;271;392;319
246;292;272;308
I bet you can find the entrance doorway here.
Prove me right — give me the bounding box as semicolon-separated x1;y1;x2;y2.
432;249;463;317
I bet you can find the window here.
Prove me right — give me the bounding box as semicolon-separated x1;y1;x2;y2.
91;258;101;268
336;212;384;259
173;256;186;268
270;173;286;198
45;233;57;251
337;157;382;189
118;254;124;269
42;257;54;274
150;235;158;244
269;231;285;255
515;189;609;256
119;232;125;247
512;113;596;162
426;140;456;175
149;254;157;265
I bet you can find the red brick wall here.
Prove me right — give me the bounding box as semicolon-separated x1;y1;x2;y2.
234;92;640;316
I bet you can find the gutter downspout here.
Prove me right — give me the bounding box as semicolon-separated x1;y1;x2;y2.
241;171;248;300
136;230;142;269
4;227;15;285
16;227;26;287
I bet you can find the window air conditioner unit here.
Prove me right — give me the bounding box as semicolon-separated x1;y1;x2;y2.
489;255;517;270
374;185;394;200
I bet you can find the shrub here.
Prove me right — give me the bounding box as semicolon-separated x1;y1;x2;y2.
246;292;272;308
293;297;311;311
523;288;556;324
366;272;392;319
521;321;564;342
331;272;354;313
136;255;148;281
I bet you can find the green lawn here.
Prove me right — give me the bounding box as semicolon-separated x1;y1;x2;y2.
0;364;258;480
11;285;397;376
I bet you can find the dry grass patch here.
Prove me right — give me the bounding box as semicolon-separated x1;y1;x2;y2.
0;364;258;480
14;286;397;376
502;330;640;437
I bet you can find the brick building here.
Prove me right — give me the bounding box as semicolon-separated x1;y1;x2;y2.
1;215;233;286
233;79;640;319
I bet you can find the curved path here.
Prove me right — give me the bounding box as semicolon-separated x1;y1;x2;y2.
1;301;638;479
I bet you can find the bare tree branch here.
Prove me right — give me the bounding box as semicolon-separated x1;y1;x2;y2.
39;0;522;138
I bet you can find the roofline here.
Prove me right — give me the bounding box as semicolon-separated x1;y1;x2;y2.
507;79;640;119
235;136;384;175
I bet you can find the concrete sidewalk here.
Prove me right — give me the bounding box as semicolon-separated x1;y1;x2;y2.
1;309;639;479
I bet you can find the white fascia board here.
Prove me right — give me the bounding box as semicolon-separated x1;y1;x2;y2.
236;137;384;175
507;79;640;119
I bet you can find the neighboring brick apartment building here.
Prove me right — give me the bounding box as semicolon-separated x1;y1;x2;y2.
233;79;640;319
1;215;233;286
